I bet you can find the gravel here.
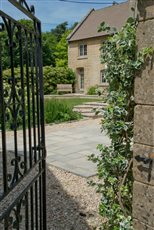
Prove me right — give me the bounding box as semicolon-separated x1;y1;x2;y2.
46;165;104;230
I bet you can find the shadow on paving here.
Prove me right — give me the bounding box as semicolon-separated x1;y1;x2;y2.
46;164;98;230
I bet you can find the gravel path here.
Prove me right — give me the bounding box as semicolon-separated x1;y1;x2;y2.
46;119;105;229
47;165;104;230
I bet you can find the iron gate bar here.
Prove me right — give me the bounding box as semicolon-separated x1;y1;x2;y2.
8;0;40;22
18;26;28;174
0;164;42;221
0;10;38;36
0;37;8;194
36;19;47;230
30;33;38;229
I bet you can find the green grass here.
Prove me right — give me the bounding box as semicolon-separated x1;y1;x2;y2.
52;98;102;107
44;97;102;124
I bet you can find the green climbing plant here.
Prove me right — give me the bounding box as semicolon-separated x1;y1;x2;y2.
89;18;153;230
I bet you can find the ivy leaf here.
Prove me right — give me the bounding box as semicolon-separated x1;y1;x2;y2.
98;22;111;32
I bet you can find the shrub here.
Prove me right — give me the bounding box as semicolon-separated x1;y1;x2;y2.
2;68;27;130
1;67;77;128
44;99;82;124
43;66;76;94
87;85;97;95
2;66;76;95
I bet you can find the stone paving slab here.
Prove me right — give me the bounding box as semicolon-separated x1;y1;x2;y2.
46;118;110;177
1;118;110;177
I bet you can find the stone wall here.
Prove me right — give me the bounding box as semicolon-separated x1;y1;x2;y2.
133;0;154;229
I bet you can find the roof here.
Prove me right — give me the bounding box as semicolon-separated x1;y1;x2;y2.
67;1;129;42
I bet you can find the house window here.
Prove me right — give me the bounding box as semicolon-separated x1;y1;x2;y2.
79;68;84;89
100;70;107;84
79;44;87;56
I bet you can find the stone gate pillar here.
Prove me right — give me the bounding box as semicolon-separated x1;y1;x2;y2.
133;0;154;229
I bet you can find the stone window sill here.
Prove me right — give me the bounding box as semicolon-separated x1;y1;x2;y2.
99;83;109;86
77;56;88;60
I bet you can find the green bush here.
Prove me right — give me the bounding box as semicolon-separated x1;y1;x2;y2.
44;99;82;124
2;66;76;95
87;85;97;95
1;67;79;129
2;68;27;130
43;66;76;94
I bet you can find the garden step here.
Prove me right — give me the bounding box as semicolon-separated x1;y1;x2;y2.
74;103;106;109
73;105;96;109
73;108;95;113
73;102;107;118
81;112;101;118
84;102;107;107
73;105;105;110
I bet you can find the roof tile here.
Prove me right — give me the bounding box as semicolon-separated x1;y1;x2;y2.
68;1;129;41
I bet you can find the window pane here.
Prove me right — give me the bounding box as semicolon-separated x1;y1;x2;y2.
79;68;84;89
100;70;106;83
79;44;87;56
80;75;84;89
80;45;83;56
84;45;87;55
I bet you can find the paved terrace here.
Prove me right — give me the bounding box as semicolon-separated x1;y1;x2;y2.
46;118;110;177
2;118;110;177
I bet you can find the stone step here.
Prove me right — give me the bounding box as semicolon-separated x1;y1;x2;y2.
73;101;107;118
84;102;107;106
74;103;106;110
82;113;103;118
73;108;94;113
81;112;101;118
73;105;96;110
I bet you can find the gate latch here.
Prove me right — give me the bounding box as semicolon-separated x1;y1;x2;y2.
135;155;152;164
135;153;154;182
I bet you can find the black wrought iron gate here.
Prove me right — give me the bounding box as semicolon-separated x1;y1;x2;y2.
0;0;47;229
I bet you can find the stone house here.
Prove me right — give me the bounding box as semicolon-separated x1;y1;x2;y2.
67;1;129;94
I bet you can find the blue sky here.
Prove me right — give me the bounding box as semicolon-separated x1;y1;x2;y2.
0;0;127;32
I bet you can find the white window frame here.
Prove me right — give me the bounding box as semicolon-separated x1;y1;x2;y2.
79;44;87;56
79;68;84;90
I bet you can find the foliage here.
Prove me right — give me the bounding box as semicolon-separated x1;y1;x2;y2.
0;20;75;68
44;98;82;123
42;32;57;66
18;19;33;29
44;97;102;124
87;86;102;96
54;30;71;67
87;85;97;95
43;66;76;94
2;66;76;95
70;22;78;30
89;18;153;230
51;21;68;42
0;19;35;70
1;67;27;130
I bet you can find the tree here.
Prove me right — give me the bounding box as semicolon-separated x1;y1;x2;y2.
0;19;34;70
51;21;68;42
42;32;57;66
54;30;71;67
18;19;33;29
70;22;78;30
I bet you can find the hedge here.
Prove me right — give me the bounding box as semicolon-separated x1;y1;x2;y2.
2;66;76;95
43;66;75;94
